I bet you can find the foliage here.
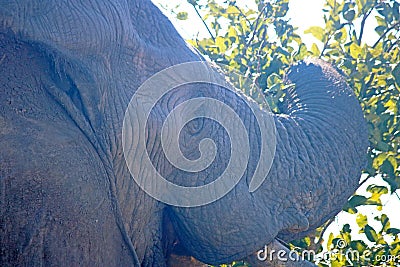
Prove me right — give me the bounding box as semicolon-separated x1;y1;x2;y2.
163;0;400;266
316;214;400;266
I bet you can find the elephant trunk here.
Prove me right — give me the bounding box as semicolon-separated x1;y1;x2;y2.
275;59;369;240
168;59;368;264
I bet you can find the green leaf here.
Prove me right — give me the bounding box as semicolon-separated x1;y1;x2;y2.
380;159;395;177
342;224;351;233
364;225;378;242
343;10;355;21
386;228;400;235
379;214;390;233
344;195;369;213
383;177;399;194
393;64;400;87
350;240;367;253
375;25;386;35
375;141;390;152
367;185;388;196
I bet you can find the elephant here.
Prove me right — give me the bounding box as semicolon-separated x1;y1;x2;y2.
0;0;368;266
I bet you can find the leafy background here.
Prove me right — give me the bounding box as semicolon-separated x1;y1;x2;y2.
155;0;400;266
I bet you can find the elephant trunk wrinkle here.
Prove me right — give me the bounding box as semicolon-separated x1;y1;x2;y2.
272;58;368;241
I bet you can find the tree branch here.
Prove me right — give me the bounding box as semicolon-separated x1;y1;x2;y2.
359;174;373;187
230;2;251;25
316;217;335;247
365;73;375;87
372;21;400;49
385;39;398;53
319;35;331;58
358;7;374;45
190;3;216;42
245;2;268;47
395;191;400;201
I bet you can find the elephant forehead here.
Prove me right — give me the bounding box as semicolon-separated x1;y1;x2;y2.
0;0;133;56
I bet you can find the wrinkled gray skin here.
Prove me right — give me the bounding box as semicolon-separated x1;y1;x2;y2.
0;0;368;266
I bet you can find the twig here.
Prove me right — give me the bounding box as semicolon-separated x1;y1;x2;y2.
395;191;400;201
319;35;331;58
319;45;327;58
190;3;216;42
385;39;399;53
239;2;268;72
372;21;400;49
359;174;373;187
358;7;374;45
316;217;335;247
245;2;268;48
365;73;375;87
230;2;251;25
358;73;375;98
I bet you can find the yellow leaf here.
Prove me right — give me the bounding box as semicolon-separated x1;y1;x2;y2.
327;233;334;249
304;26;325;41
388;155;398;171
226;5;237;14
373;153;387;169
215;36;226;51
228;26;237;40
311;43;320;56
370;42;383;57
356;214;368;228
350;43;362;58
384;98;398;114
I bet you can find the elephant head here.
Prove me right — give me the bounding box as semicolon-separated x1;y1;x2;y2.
0;0;368;266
